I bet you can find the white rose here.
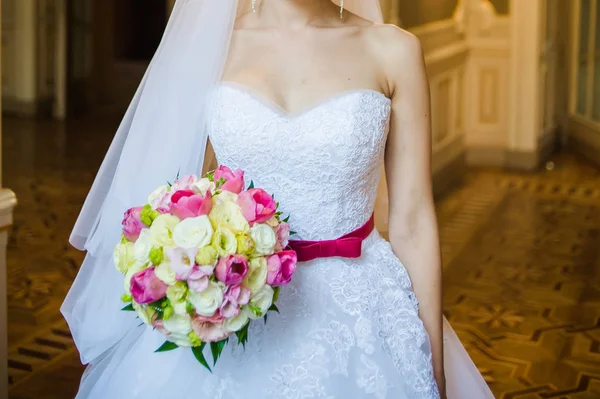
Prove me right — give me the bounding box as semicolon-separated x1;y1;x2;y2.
247;285;274;320
188;281;225;317
250;224;277;256
193;178;215;196
171;300;188;317
163;314;192;335
167;333;193;347
148;185;171;209
132;302;155;325
211;227;238;257
223;307;250;333
162;314;193;347
133;229;153;264
149;214;180;247
155;262;177;286
113;241;135;273
213;190;238;205
209;199;249;234
243;257;268;295
172;215;214;249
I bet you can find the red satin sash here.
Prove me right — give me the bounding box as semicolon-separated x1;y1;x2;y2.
288;214;375;262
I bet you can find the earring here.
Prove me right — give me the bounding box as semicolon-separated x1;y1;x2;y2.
252;0;257;13
340;0;344;19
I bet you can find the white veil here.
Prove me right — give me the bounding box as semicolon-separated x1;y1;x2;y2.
62;0;384;365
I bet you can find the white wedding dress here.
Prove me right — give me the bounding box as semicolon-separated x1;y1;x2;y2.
75;83;494;399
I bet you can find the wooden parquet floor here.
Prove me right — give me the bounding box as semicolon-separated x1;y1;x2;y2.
3;115;600;398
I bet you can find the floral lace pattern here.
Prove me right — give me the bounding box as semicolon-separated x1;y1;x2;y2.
210;84;391;241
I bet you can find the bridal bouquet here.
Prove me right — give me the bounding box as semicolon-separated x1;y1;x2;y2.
113;166;297;371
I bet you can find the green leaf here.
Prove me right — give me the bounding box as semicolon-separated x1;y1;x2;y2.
235;323;249;348
290;231;297;236
176;168;181;180
155;341;179;353
283;215;290;223
206;171;215;182
210;339;228;366
269;303;280;314
273;286;281;303
248;181;255;190
210;342;219;366
121;304;135;311
192;344;212;372
263;314;268;324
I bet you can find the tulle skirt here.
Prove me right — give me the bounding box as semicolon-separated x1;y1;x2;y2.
72;232;494;399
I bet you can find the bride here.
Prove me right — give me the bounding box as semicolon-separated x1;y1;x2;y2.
62;1;495;398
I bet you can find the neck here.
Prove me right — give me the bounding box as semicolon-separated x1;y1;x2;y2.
257;0;340;28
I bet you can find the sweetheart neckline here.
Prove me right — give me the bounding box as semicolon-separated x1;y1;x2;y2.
219;81;391;118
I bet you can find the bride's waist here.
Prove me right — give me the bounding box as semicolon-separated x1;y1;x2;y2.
286;213;376;241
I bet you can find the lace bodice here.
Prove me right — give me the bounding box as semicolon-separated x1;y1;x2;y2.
209;83;392;240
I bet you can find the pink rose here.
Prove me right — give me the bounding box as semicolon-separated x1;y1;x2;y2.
187;265;215;292
214;165;245;194
191;318;231;343
130;267;168;305
195;312;224;324
220;285;251;319
122;206;146;242
266;251;297;287
215;255;249;286
237;189;277;225
170;190;213;220
274;222;291;252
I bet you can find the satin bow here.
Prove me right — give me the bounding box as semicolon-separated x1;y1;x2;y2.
288;214;375;262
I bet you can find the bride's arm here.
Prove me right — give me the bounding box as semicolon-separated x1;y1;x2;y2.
379;28;446;396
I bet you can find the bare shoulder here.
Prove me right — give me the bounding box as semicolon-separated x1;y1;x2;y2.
366;24;424;68
363;25;426;94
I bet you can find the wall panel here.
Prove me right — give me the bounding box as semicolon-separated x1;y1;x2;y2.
397;0;459;28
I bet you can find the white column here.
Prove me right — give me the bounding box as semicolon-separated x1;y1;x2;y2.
380;0;400;25
508;0;543;153
54;0;68;119
13;0;37;107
